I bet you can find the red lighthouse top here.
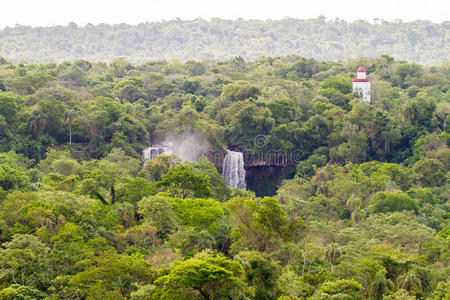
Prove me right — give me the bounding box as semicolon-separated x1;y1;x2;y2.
353;66;369;82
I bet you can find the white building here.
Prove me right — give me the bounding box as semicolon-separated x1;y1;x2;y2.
352;66;371;102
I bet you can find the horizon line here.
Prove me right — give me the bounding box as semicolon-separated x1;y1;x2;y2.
1;16;448;30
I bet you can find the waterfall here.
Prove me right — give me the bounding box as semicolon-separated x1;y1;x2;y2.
222;150;246;189
142;147;172;160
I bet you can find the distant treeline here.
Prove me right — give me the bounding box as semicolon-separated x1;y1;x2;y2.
0;18;449;64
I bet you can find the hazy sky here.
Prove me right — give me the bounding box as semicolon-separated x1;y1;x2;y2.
1;0;448;28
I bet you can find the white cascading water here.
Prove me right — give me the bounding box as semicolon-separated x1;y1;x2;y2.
142;147;172;160
222;150;246;189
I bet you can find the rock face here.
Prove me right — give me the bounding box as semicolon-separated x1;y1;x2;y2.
246;165;296;197
222;150;246;189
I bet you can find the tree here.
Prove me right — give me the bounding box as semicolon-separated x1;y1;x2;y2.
404;95;436;130
432;102;449;131
157;164;212;199
325;242;341;272
320;75;353;94
28;108;48;139
237;251;281;300
335;131;368;164
370;269;394;300
179;105;199;131
316;279;362;299
191;157;231;202
221;81;260;101
393;63;423;87
188;230;216;252
0;165;29;191
68;254;154;299
115;177;155;204
426;281;449;300
382;289;416;300
0;234;50;289
186;61;206;76
227;197;303;252
371;191;419;214
412;158;446;187
130;284;153;300
351;259;393;300
49;157;81;177
113;77;145;103
168;196;224;235
277;269;313;299
64;108;78;146
106;147;140;175
138;195;178;238
268;98;298;124
0;284;47;299
138;154;181;182
361;212;436;254
0;92;20;123
153;252;247;300
347;195;362;225
115;224;159;251
224;101;275;150
296;153;327;178
60;65;88;86
397;270;423;296
181;79;201;94
79;102;108;153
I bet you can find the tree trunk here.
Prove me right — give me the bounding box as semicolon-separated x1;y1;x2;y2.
194;287;211;300
111;185;115;204
302;255;307;276
68;118;73;146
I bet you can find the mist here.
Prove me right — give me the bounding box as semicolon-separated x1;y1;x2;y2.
151;133;213;162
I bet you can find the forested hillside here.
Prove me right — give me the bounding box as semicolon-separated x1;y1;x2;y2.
0;18;449;64
0;54;448;299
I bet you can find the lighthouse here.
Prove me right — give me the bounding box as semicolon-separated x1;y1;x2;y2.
352;66;371;102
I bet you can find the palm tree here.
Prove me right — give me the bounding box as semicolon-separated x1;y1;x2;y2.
433;102;449;131
404;102;416;122
310;114;326;133
325;242;342;273
369;269;394;300
64;108;78;146
215;97;229;110
115;202;135;228
82;106;106;152
191;230;215;251
346;195;362;226
131;102;145;119
397;270;423;296
29;109;48;138
180;106;198;132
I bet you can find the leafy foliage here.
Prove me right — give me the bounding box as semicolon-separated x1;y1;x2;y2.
0;53;448;299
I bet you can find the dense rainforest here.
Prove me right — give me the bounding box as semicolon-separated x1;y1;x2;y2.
0;53;448;299
0;18;449;64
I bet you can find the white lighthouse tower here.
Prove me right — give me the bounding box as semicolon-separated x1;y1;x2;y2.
352;66;371;102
